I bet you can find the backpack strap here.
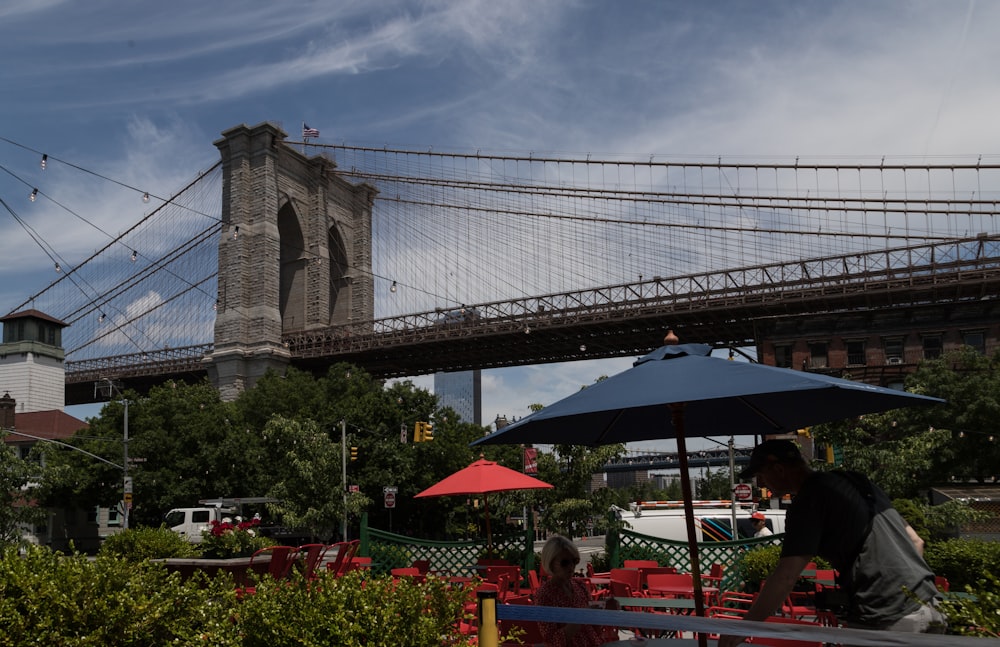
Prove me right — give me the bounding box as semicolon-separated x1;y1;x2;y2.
829;470;877;592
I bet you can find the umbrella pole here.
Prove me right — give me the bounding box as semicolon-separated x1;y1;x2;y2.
672;403;708;647
485;495;493;556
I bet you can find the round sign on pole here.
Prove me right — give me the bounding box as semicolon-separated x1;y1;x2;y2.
734;483;752;501
384;492;396;509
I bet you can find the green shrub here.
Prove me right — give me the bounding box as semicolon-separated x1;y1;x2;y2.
0;545;477;646
0;545;240;646
939;572;1000;637
925;538;1000;590
234;570;473;647
589;550;610;573
98;526;199;560
736;545;830;593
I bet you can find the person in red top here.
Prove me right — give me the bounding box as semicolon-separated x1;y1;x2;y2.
534;535;618;646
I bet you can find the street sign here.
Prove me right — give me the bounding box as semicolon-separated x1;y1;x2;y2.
124;476;133;494
384;492;396;509
383;486;398;494
734;483;752;501
349;484;359;493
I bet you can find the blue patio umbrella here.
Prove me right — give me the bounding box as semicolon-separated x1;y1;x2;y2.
473;338;943;623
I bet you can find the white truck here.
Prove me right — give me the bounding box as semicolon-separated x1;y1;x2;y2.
164;497;309;544
615;500;787;542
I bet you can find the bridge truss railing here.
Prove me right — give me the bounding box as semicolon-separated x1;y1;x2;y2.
286;235;1000;356
64;235;1000;383
65;344;213;385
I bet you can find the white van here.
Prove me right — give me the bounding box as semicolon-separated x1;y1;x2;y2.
615;500;786;542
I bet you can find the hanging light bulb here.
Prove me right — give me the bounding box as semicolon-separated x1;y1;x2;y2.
579;344;587;352
98;313;105;323
131;250;137;262
40;154;47;170
232;226;239;239
30;188;38;202
142;192;150;203
54;262;61;272
390;280;397;293
213;300;218;311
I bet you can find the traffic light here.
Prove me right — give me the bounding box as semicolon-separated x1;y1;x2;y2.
413;421;435;442
350;446;358;461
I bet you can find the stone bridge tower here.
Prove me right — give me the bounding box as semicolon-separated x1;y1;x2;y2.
205;122;376;400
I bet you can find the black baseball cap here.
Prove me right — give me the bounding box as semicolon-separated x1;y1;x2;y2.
738;439;803;480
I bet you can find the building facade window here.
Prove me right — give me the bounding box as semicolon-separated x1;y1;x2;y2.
883;338;904;364
962;331;986;354
809;342;828;368
846;340;866;366
773;344;792;368
922;335;943;360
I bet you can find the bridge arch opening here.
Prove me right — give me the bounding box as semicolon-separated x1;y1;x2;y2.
278;201;306;332
328;224;350;325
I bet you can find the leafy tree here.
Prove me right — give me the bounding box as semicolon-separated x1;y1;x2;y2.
904;347;1000;483
814;347;1000;496
0;432;45;545
264;416;370;541
696;467;733;499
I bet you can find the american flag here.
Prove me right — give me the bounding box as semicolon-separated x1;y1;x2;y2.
302;123;320;138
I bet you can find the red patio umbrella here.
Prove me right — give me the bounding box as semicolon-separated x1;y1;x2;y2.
415;457;553;551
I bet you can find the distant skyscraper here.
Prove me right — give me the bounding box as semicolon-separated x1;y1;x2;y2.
434;369;482;425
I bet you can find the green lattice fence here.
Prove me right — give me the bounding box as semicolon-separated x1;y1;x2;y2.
616;528;782;592
360;514;534;581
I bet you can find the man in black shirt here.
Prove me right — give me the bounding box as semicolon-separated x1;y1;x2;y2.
718;439;945;646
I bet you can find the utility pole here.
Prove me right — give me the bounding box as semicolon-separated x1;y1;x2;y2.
96;379;130;530
341;419;347;542
728;436;736;537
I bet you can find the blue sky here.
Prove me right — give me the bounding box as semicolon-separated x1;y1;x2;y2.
2;1;998;450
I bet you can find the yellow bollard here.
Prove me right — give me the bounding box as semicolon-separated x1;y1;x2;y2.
477;589;499;647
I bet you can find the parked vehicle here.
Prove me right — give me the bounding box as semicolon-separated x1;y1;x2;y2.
164;497;310;544
614;500;786;542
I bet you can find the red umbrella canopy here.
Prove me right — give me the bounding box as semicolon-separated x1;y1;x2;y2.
415;458;553;498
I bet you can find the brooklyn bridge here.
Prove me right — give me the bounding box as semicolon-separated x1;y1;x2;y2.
3;122;999;405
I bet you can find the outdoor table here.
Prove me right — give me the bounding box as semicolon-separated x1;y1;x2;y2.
645;584;719;605
614;597;697;614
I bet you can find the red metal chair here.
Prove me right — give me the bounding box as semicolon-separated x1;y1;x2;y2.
325;539;360;576
702;562;725;587
294;543;328;579
609;567;642;593
586;562;610;579
640;565;678;588
645;572;695;598
240;545;298;596
250;545;298;580
391;566;425;584
526;569;543;597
